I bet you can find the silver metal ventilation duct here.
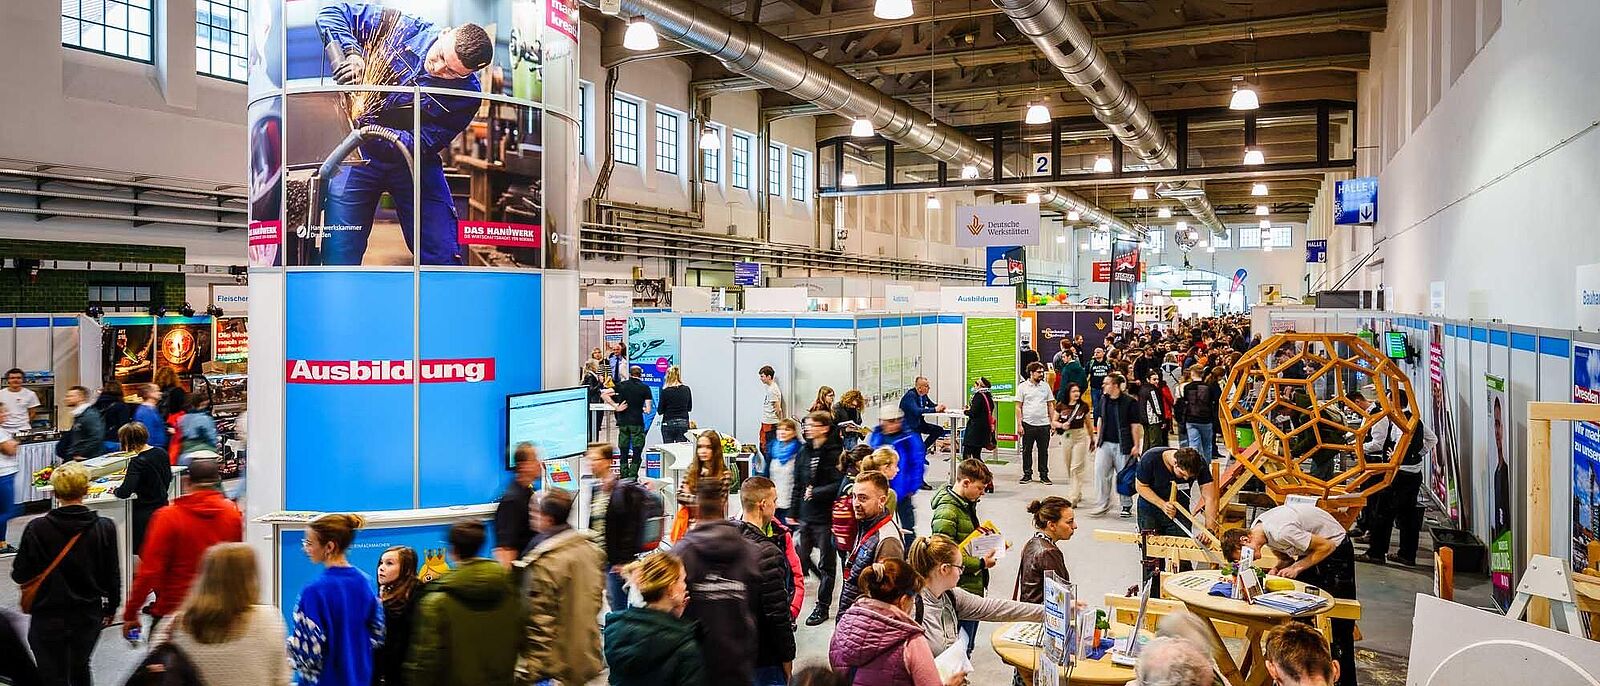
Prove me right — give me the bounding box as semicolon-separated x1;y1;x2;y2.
994;0;1228;237
589;0;1137;235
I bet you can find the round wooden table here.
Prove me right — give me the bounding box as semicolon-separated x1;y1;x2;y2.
991;621;1139;685
1160;570;1335;686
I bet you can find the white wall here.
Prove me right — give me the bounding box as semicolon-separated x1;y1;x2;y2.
1327;0;1600;327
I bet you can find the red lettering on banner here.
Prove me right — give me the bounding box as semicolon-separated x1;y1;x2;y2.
1092;262;1112;283
545;0;579;42
285;358;497;384
458;221;543;249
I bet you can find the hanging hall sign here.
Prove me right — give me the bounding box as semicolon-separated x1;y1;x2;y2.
954;205;1042;247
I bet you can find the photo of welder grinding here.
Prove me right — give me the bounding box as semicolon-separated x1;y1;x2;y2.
298;2;493;266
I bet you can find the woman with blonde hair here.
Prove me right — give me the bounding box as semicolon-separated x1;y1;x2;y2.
152;543;290;685
675;430;732;533
602;551;704;686
907;535;1042;657
832;390;869;450
288;514;384;686
658;366;693;444
810;386;837;414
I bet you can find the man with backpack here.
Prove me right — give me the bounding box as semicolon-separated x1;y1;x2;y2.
1360;390;1437;566
677;481;784;686
585;442;661;611
1178;365;1222;462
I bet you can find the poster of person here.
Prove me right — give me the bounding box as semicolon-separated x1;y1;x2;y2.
275;1;543;267
103;322;156;385
628;316;680;443
1572;343;1600;575
1486;374;1513;610
1427;322;1462;525
247;96;283;267
155;320;214;378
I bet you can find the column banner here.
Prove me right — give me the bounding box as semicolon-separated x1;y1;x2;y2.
1485;374;1512;610
630;315;681;440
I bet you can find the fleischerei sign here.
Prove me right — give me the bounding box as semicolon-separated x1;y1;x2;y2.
286;358;496;384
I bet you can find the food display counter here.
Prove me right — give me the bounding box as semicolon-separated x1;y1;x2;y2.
12;431;62;504
34;453;187;592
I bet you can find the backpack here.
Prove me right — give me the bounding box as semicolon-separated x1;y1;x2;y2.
628;480;668;552
1182;382;1217;422
123;643;203;686
831;482;857;550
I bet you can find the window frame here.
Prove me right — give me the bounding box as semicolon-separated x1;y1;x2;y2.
63;0;156;64
195;0;249;82
1211;228;1232;249
1268;225;1293;248
578;80;592;161
611;94;642;167
731;131;754;190
1238;226;1262;249
654;107;682;175
789;149;810;202
768;142;786;197
702;123;724;186
87;283;159;313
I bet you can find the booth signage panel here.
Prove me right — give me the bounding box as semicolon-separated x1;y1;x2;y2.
210;285;249;314
939;287;1015;314
1576;263;1600;332
1033;310;1076;365
734;261;762;286
631;315;681;441
1334;176;1378;224
884;285;915;312
986;246;1018;286
214;317;248;364
744;287;808;312
954;205;1041;248
1305;239;1327;264
965;317;1017;395
1092;262;1112;283
278;520;492;626
1572;343;1600;573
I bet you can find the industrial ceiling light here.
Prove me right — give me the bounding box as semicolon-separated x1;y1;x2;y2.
1067;210;1081;221
1259;219;1272;229
925;194;941;210
1229;77;1260;111
1157;206;1173;219
1242;147;1265;165
840;170;859;187
1255;204;1269;216
1025;191;1041;204
1131;187;1150;201
960;163;980;180
1024;103;1051;125
851;118;873;138
1176;220;1188;232
699;126;720;150
1092;156;1113;173
1263;243;1274;252
623;17;659;51
1252;182;1269;196
874;0;913;20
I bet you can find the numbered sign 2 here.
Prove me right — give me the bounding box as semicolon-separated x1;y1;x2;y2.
1032;152;1051;176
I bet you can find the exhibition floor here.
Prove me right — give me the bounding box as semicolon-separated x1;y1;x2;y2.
0;464;1487;685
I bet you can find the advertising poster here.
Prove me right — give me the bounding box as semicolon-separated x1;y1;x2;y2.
1485;374;1513;609
1034;310;1075;363
156;318;213;378
629;316;680;437
1072;310;1113;356
1110;239;1139;308
1427;323;1463;525
966;317;1018;396
1573;343;1600;574
102;320;156;385
214;317;249;364
247;96;283;267
278;519;492;625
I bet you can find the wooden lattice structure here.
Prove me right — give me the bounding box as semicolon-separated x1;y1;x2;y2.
1220;332;1419;526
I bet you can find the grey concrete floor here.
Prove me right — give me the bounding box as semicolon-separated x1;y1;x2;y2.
0;464;1491;685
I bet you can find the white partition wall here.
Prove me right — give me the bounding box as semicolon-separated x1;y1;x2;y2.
857;319;881;425
681;316;738;439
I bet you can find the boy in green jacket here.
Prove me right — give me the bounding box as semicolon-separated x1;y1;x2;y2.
405;521;527;686
930;459;996;594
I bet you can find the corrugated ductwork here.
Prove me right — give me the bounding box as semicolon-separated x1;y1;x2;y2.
588;0;1137;235
994;0;1228;237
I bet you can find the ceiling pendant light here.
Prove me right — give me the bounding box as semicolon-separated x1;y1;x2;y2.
1025;191;1041;204
1024;103;1051;125
960;163;980;180
925;194;941;210
851;118;874;138
1242;147;1265;165
874;0;913;20
1188;228;1199;240
623;17;659;51
699;126;720;150
840;170;859;187
1092;156;1113;173
1131;187;1150;201
1259;219;1272;229
1176;220;1188;232
1199;239;1209;247
1252;182;1269;196
1158;206;1173;219
1067;210;1081;221
1255;204;1269;216
1229;78;1260;111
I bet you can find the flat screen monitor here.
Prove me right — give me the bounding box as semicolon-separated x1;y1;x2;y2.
1384;331;1408;359
507;386;590;468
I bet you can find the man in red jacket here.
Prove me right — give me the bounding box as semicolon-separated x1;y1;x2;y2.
121;457;243;639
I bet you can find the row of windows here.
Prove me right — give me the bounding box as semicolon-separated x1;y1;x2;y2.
61;0;249;82
580;83;812;202
1088;226;1294;251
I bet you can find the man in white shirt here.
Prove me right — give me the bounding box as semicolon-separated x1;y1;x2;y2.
1358;389;1437;567
1016;362;1056;485
0;411;19;553
758;365;784;450
1222;504;1356;686
0;369;40;433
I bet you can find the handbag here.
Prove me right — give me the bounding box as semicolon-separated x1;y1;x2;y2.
1115;454;1139;497
19;531;84;614
123;642;204;686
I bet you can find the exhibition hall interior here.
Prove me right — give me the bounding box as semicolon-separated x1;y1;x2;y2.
3;0;1600;684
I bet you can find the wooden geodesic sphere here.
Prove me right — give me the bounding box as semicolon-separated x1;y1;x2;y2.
1220;332;1419;522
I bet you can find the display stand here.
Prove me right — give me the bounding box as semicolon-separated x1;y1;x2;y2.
1522;401;1600;627
1505;555;1589;638
924;411;968;482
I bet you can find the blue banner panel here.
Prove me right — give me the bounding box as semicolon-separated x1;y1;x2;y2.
285;271;416;511
419;271;543;508
1334;176;1378;225
630;315;681;444
278;520;493;626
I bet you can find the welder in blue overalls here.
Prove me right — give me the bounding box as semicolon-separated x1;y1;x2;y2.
316;3;494;265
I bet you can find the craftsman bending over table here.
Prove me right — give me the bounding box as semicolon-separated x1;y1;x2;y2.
1133;446;1218;584
1220;504;1356;686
